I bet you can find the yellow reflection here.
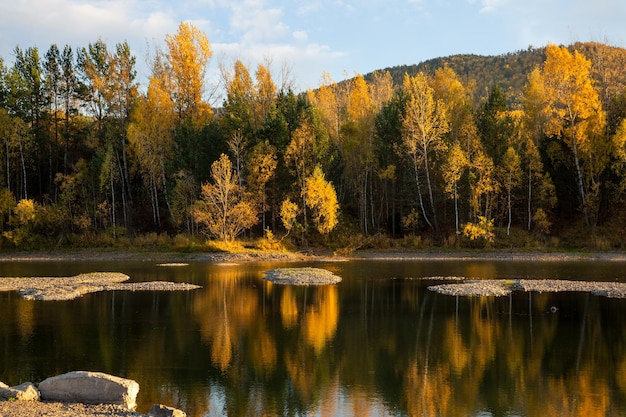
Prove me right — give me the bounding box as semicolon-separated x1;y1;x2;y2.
442;320;468;374
280;287;299;329
251;328;277;373
193;272;259;372
542;368;609;417
403;362;451;417
304;285;339;353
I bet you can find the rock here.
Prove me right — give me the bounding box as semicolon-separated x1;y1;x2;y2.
149;403;187;417
0;381;40;401
38;371;139;410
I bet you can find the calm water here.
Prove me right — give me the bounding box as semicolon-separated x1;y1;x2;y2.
2;258;626;416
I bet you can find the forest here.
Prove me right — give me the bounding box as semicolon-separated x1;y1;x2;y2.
1;21;626;252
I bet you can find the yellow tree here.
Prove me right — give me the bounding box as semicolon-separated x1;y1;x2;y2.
501;146;522;235
302;166;339;235
402;72;450;229
540;44;606;226
442;141;468;233
193;154;257;241
308;71;345;146
431;65;473;143
369;70;394;112
253;63;277;130
165;21;213;123
127;53;176;227
522;67;551;230
343;73;375;233
246;140;277;231
222;60;255;134
284;114;318;232
432;66;475;232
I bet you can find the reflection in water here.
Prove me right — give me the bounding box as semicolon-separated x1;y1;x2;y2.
2;260;626;416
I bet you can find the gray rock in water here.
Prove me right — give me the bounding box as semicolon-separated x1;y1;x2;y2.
149;403;187;417
38;371;139;409
0;381;40;401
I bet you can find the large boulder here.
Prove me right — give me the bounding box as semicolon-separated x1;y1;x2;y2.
149;403;187;417
0;381;40;401
38;371;139;409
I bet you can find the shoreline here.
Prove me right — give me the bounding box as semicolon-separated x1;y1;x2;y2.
0;248;624;263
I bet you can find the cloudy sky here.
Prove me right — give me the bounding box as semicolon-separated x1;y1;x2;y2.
1;0;625;101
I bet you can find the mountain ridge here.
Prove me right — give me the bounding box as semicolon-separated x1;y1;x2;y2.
360;41;626;107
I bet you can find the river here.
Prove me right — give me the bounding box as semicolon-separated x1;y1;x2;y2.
1;257;626;416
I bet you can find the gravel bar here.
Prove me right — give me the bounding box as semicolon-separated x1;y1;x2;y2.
0;272;201;301
263;267;342;285
428;278;626;298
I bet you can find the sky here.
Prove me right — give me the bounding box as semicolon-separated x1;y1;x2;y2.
1;0;625;103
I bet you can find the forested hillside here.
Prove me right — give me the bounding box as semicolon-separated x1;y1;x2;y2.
1;23;626;251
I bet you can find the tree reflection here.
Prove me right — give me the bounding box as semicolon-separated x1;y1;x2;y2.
4;262;626;417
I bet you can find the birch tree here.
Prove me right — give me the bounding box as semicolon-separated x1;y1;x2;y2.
401;72;449;229
540;44;607;226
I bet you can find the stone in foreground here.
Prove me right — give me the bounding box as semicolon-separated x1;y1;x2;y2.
0;381;40;401
149;403;187;417
38;371;139;409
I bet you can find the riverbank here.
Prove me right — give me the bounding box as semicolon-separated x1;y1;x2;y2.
0;247;625;263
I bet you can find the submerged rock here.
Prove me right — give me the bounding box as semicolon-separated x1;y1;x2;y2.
39;371;140;410
149;403;187;417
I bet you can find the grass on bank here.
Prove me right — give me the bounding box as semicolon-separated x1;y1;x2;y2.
0;221;624;255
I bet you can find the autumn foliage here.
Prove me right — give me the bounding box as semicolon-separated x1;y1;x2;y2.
1;26;626;249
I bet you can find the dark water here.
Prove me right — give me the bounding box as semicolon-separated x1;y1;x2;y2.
2;258;626;416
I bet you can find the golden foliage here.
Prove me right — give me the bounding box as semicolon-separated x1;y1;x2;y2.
193;154;258;241
462;216;495;242
279;198;299;235
302;166;339;235
165;22;213;122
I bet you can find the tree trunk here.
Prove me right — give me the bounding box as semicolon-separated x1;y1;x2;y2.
423;151;437;228
571;132;590;226
412;156;432;229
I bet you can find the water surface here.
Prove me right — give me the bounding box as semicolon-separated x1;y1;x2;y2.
1;258;626;416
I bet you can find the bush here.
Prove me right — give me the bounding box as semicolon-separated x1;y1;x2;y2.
255;229;286;251
206;239;246;253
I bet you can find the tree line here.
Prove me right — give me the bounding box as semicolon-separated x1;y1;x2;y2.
1;23;626;249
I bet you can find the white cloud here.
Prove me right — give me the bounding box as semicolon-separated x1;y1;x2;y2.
292;30;308;42
228;0;289;43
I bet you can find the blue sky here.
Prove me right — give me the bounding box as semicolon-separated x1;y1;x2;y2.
1;0;625;103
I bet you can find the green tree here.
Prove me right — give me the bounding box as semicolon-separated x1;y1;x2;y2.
477;85;512;163
0;187;16;235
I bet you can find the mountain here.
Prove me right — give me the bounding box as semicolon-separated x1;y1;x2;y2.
364;42;626;108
